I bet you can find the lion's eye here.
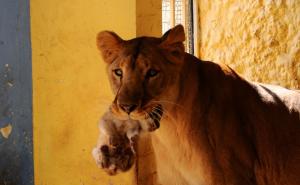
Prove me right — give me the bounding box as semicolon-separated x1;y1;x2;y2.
113;69;123;77
147;69;159;78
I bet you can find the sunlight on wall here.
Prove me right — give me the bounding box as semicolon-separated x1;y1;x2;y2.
198;0;300;89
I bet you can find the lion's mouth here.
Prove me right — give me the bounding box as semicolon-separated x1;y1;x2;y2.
147;104;163;129
111;102;164;131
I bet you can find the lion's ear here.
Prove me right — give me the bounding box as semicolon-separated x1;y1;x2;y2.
97;31;123;64
159;25;185;63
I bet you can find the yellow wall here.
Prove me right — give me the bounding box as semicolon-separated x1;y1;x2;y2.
31;0;136;184
198;0;300;89
136;0;162;37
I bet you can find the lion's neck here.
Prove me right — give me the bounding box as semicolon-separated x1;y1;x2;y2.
152;54;216;184
155;53;211;143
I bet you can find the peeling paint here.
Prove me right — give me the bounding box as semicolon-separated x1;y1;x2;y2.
0;124;12;139
7;82;13;87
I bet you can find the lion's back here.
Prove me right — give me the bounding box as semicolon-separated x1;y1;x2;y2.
253;83;300;114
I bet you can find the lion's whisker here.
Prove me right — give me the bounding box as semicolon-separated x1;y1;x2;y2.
151;106;177;125
151;111;162;121
151;100;184;109
142;110;150;120
151;108;163;119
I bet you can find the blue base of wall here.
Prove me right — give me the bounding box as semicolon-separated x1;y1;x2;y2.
0;0;33;184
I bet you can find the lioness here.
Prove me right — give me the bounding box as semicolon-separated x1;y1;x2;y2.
94;25;300;185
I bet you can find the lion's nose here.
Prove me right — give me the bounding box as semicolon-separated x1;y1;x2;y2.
119;104;137;114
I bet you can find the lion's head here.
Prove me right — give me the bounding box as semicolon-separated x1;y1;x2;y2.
97;25;185;130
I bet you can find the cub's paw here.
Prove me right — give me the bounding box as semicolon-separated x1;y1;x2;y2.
92;139;135;175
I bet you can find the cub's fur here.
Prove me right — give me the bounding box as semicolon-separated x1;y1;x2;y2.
94;25;300;185
92;105;163;175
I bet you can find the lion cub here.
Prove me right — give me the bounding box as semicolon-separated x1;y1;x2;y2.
92;105;163;175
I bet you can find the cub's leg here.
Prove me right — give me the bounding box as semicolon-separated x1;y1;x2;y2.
92;111;138;175
92;133;135;175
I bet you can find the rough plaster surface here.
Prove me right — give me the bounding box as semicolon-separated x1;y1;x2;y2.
199;0;300;89
137;0;162;37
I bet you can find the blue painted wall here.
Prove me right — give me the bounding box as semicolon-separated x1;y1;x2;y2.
0;0;33;184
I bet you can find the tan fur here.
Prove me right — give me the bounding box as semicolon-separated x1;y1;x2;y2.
96;25;300;185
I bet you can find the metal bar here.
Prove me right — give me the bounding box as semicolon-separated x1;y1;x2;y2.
193;0;199;57
170;0;175;27
187;0;194;54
